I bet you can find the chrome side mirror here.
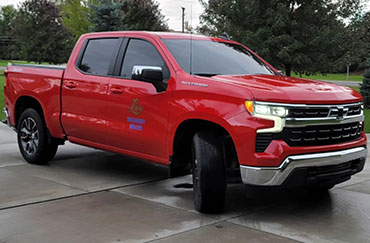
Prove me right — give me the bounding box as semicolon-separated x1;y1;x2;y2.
132;65;165;92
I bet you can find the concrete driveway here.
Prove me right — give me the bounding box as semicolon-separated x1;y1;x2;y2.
0;123;370;243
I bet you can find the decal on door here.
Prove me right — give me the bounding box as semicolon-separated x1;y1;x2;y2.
129;98;144;115
127;117;146;132
128;99;145;131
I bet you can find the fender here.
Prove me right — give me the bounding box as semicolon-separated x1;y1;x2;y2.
167;111;239;159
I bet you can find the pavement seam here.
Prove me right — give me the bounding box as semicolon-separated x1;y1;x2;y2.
144;219;303;243
144;220;228;243
1;167;89;193
225;217;306;243
0;162;26;168
0;176;169;212
226;220;304;243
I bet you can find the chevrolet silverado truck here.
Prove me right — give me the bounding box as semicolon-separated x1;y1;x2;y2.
3;31;367;213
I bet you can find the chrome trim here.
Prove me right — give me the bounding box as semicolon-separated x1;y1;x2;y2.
240;147;367;186
132;65;162;76
285;114;364;127
255;101;363;108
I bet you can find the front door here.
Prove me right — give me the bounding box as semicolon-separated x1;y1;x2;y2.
105;37;173;160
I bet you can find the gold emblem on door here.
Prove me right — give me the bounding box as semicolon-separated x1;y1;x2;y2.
129;98;144;115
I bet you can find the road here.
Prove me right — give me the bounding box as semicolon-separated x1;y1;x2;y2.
321;80;361;87
0;123;370;242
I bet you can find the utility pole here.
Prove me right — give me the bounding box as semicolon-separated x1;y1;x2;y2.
347;63;350;81
181;7;185;33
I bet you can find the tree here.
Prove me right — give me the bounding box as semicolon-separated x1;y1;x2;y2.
120;0;168;31
89;0;168;32
13;0;74;64
89;0;123;32
61;0;94;40
0;5;17;35
360;59;370;108
199;0;362;76
0;5;17;60
343;11;370;71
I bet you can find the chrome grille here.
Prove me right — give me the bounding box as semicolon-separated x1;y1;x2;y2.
287;103;362;119
289;108;330;118
282;122;362;147
255;102;363;152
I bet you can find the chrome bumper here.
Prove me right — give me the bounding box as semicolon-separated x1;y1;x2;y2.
2;107;10;125
240;147;367;186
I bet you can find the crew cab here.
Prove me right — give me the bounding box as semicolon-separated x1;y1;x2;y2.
3;31;367;213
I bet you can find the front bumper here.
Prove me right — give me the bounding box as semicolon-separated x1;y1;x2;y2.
240;147;367;186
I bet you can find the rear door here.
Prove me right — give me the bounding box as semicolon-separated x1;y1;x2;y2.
62;38;122;144
105;37;173;160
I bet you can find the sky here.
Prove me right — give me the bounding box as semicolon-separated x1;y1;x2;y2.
0;0;204;31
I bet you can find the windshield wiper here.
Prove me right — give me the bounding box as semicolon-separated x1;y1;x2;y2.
194;73;219;77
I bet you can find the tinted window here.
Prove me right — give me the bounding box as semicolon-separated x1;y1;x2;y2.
163;39;275;76
79;38;119;75
121;39;169;80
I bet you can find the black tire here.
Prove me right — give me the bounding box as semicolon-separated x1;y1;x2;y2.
192;131;227;213
17;108;58;165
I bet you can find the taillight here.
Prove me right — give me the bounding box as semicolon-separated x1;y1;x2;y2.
3;70;8;90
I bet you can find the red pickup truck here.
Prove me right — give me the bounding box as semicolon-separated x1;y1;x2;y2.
3;31;367;213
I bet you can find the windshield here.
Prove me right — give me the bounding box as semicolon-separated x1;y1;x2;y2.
163;39;275;76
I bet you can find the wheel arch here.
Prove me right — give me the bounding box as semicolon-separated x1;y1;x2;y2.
169;118;240;179
14;96;46;130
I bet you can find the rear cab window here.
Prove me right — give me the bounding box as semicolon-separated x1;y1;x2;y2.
78;38;120;75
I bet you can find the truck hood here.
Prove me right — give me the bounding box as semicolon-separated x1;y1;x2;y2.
212;74;362;104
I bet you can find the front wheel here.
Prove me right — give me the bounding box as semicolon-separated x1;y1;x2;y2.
17;108;58;165
192;131;227;213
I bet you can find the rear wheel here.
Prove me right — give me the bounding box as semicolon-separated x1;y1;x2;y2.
192;131;227;213
17;108;58;165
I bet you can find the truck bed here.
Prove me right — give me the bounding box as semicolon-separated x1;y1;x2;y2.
5;63;66;138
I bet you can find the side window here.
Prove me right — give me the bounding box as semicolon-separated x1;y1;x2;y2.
79;38;119;75
121;39;170;80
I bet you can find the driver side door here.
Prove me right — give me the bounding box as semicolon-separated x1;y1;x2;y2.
105;37;172;161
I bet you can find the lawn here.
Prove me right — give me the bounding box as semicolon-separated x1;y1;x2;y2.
292;73;363;82
0;60;49;67
350;86;360;92
364;109;370;133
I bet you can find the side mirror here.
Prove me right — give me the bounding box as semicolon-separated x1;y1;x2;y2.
132;65;165;92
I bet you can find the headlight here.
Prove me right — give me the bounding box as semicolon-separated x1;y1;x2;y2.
245;101;288;117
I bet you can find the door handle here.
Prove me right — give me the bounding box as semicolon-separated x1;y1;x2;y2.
110;87;124;95
65;81;77;89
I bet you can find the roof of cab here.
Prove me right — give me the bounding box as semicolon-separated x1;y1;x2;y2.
81;31;230;42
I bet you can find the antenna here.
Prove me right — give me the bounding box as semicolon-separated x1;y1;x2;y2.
190;5;193;75
219;32;231;40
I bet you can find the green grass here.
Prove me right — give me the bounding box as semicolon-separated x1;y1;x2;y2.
350;86;360;92
0;60;49;67
292;73;363;82
364;109;370;133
